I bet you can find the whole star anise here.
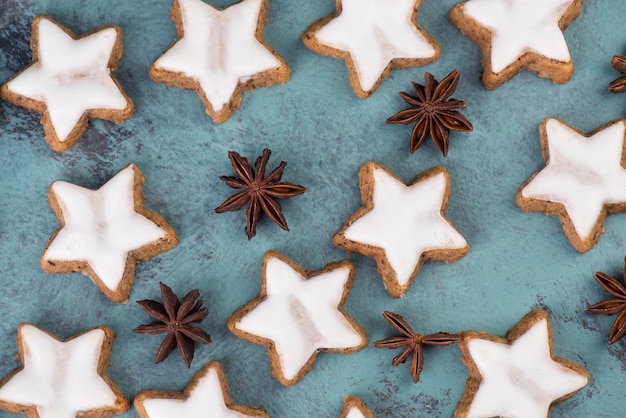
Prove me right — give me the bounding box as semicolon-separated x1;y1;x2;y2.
133;282;212;368
374;311;461;383
587;256;626;344
214;148;306;240
386;70;473;157
609;56;626;93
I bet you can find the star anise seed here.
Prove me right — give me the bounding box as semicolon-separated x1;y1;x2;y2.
587;255;626;344
609;56;626;93
133;282;212;367
374;311;461;383
386;70;473;157
214;148;306;240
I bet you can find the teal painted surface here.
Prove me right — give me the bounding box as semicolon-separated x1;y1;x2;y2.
0;0;624;416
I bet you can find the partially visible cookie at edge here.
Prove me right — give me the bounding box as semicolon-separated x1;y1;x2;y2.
0;323;129;418
150;0;290;123
339;395;375;418
134;361;268;417
516;118;626;252
303;0;440;98
449;0;583;89
456;309;589;417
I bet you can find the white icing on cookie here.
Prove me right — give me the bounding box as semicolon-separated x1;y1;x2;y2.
343;166;467;288
140;365;253;417
461;0;575;73
345;407;367;418
153;0;283;113
0;325;119;418
521;119;626;241
5;17;130;141
233;254;365;383
465;318;588;417
43;164;168;291
312;0;437;92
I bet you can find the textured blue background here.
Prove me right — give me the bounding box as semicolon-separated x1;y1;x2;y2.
0;0;625;416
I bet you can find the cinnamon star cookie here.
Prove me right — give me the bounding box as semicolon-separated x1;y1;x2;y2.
41;164;178;303
456;309;589;417
228;250;367;386
151;0;290;123
449;0;583;89
303;0;440;98
0;16;134;152
517;118;626;252
134;361;267;417
339;396;375;418
0;323;129;418
333;162;468;298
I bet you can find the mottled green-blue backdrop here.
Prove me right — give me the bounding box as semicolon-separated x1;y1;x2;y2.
0;0;625;416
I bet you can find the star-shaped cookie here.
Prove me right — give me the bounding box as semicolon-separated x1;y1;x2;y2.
0;323;129;418
456;309;589;417
0;15;134;152
134;361;267;418
449;0;583;89
228;250;367;386
517;118;626;252
303;0;440;98
41;164;178;303
333;162;468;298
339;396;375;418
150;0;290;123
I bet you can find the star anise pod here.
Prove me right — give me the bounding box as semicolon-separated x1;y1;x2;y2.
133;282;212;368
374;311;461;383
587;256;626;344
214;148;306;240
609;56;626;93
386;70;473;157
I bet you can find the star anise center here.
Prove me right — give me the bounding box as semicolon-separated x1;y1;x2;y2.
133;282;212;368
214;148;306;240
386;70;473;157
374;311;461;383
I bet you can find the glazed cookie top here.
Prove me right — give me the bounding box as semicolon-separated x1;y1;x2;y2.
305;0;439;96
340;396;375;418
0;324;127;418
229;251;367;385
518;119;626;251
2;16;132;146
460;0;576;73
135;362;266;418
42;164;176;302
334;163;468;297
459;311;589;417
152;0;288;122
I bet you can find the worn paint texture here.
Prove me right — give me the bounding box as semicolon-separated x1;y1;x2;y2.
0;0;624;416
